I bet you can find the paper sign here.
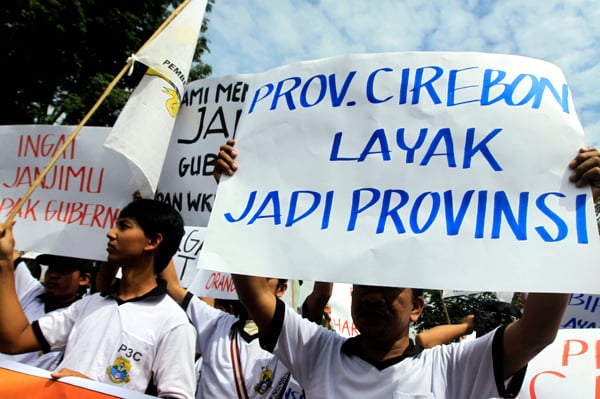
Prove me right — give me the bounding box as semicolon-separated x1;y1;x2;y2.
187;267;238;299
517;329;600;398
199;52;600;293
561;294;600;329
173;226;206;287
156;75;252;227
0;125;137;260
328;283;358;337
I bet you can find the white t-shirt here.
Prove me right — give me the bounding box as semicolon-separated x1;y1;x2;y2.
0;260;63;370
33;280;196;399
262;299;525;399
183;293;298;399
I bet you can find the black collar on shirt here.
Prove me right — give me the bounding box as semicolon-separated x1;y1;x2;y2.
231;318;260;343
38;293;82;313
341;335;424;370
100;278;168;305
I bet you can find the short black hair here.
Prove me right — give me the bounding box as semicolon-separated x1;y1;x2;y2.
412;288;424;301
118;199;184;273
277;279;288;290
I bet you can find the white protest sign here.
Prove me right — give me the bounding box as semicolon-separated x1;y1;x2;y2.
200;51;600;293
156;75;251;227
187;268;237;299
172;226;206;287
0;125;137;260
561;294;600;329
517;328;600;398
328;283;358;337
156;75;252;290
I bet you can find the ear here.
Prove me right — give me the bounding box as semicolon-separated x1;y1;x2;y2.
410;292;425;323
79;272;92;288
145;233;163;252
275;282;288;297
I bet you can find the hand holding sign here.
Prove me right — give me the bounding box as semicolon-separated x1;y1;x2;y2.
0;221;15;263
568;146;600;200
213;139;238;183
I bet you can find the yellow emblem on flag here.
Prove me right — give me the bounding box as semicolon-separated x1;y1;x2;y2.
146;68;180;117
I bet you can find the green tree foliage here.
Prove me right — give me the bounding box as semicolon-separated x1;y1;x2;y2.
1;0;214;126
415;290;503;334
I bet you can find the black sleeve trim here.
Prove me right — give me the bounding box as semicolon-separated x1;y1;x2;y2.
259;298;285;353
492;324;527;398
31;321;51;353
181;291;194;311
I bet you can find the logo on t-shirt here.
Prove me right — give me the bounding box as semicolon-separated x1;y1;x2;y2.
106;356;131;384
254;366;274;394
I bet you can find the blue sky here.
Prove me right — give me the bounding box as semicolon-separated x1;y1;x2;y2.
201;0;600;145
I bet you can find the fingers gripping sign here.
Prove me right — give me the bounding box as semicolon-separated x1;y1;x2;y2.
569;147;600;201
213;139;238;183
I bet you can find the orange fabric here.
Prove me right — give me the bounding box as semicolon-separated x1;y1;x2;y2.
0;367;119;399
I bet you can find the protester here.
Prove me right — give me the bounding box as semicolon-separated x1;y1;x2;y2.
159;260;302;399
215;141;599;398
0;252;92;370
0;199;196;399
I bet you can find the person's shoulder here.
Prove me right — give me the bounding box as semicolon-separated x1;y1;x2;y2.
187;294;235;324
63;292;104;314
158;294;195;323
421;329;497;362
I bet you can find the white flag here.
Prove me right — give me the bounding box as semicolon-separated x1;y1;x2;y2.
105;0;207;198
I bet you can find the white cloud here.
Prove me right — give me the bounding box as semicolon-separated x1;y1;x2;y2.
202;0;600;142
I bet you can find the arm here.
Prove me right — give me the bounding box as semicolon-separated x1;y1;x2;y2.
213;139;237;183
302;282;333;323
231;274;277;336
0;221;41;354
416;315;474;348
502;293;568;378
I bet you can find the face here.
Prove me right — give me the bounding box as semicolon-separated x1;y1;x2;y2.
106;217;153;266
44;267;90;301
351;285;423;339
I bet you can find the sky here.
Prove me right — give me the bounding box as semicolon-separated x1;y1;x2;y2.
201;0;600;145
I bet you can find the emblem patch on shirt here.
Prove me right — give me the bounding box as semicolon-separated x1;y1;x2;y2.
254;366;274;394
106;356;131;383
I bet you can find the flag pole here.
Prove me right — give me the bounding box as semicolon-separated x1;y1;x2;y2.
439;290;452;325
2;0;195;230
